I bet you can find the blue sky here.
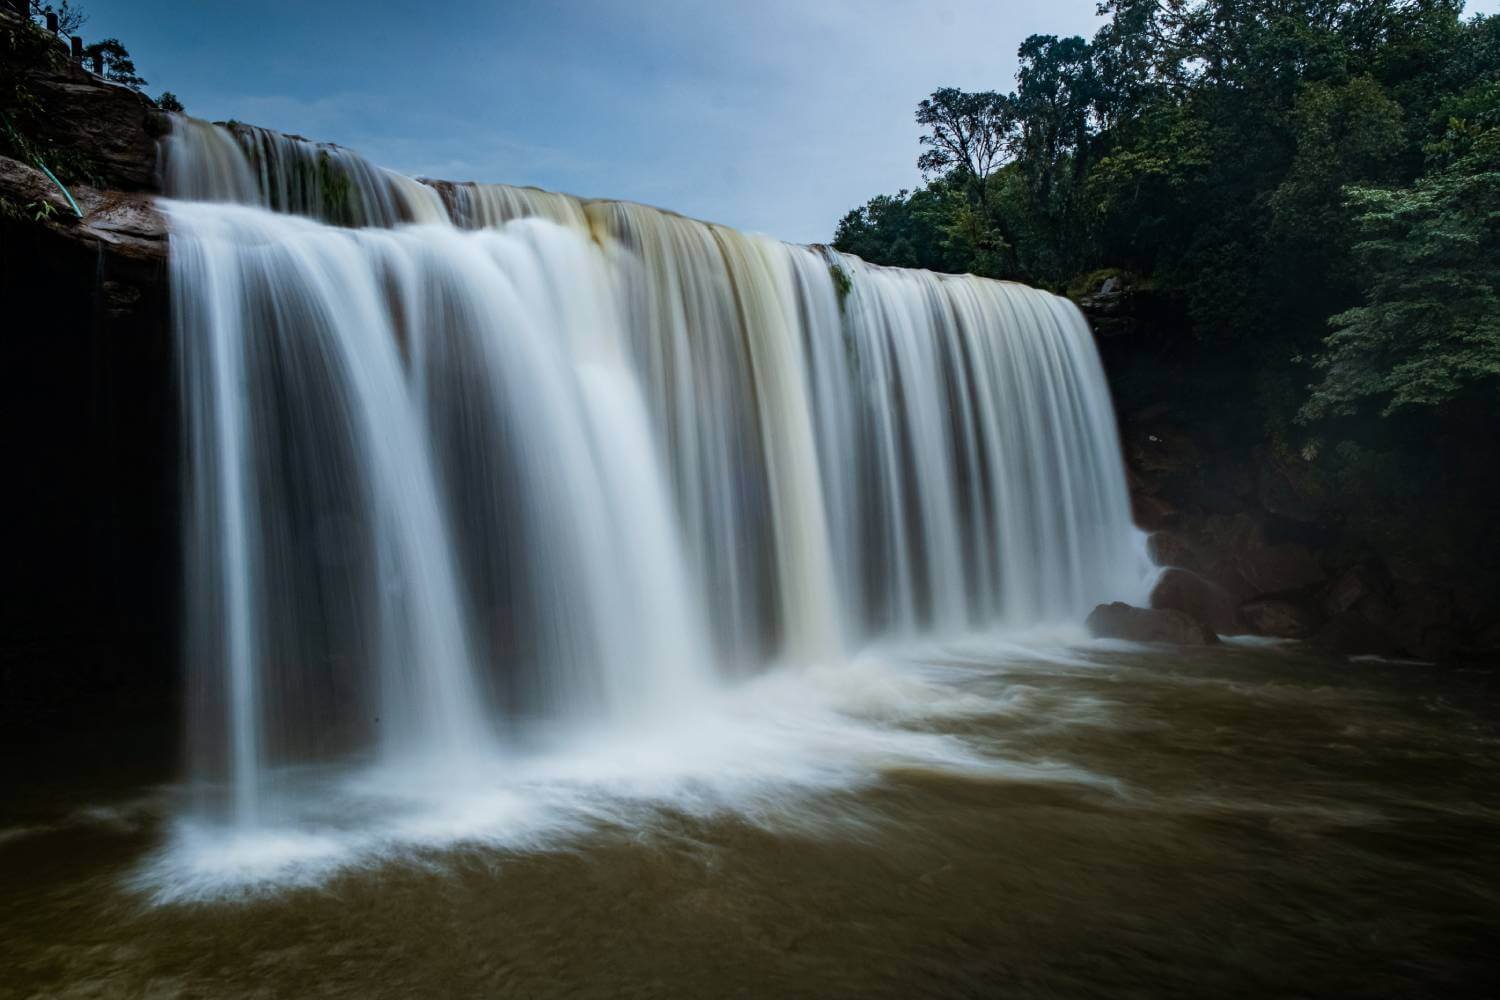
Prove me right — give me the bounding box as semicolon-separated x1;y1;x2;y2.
83;0;1500;244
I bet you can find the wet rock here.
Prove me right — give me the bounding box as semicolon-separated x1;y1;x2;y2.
1239;598;1321;639
1146;530;1197;573
1195;459;1257;515
1323;563;1388;617
1386;582;1461;662
1126;422;1202;481
0;155;167;273
1255;447;1328;524
1075;272;1137;338
1409;625;1462;663
1132;491;1179;531
1236;542;1325;596
1172;513;1266;600
1086;602;1219;645
1198;511;1267;556
22;61;165;192
0;152;71;215
1312;612;1410;659
1150;567;1241;635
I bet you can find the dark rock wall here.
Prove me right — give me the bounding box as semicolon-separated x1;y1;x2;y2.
0;163;177;737
1082;278;1500;664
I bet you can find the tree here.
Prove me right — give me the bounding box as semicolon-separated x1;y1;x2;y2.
83;37;145;89
831;181;982;275
915;88;1018;272
156;91;183;113
1011;35;1098;188
1004;35;1102;278
29;1;86;35
916;88;1014;200
1303;96;1500;419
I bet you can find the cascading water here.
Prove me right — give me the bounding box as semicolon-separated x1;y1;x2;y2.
161;117;448;227
160;115;1150;837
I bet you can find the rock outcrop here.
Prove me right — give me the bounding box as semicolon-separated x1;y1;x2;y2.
1;151;173;736
1;10;168;192
1238;598;1320;639
1084;279;1499;665
1086;602;1219;645
1149;567;1241;635
0;154;167;265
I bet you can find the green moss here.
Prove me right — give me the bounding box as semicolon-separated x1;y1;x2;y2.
829;263;853;315
1064;267;1145;302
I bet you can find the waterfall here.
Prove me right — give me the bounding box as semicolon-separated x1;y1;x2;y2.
161;116;448;227
162;118;1149;824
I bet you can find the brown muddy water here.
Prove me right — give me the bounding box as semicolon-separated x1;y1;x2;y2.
2;637;1497;999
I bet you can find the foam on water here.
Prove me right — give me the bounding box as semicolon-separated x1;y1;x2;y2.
131;649;1117;904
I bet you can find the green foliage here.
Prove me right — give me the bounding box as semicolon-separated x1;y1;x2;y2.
1303;109;1500;418
3;15;65;167
833;180;988;275
1268;75;1405;285
0;192;60;223
835;0;1500;440
915;88;1011;183
1065;267;1138;301
156;90;183;113
29;1;86;35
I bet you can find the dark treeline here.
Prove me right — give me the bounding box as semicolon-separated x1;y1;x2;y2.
834;0;1498;447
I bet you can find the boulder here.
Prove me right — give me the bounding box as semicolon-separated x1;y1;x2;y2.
1146;530;1198;573
1323;563;1388;617
1311;612;1410;659
1156;513;1266;601
1239;598;1321;639
1074;272;1138;338
1150;567;1241;635
1386;582;1462;662
1086;602;1219;645
1126;422;1202;481
1236;542;1325;596
1131;491;1178;531
1196;511;1267;562
1192;458;1257;516
1144;515;1326;602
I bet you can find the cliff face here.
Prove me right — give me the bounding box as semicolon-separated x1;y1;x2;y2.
1080;278;1500;665
0;60;175;733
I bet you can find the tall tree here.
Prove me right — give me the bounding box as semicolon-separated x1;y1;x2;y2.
915;88;1017;273
1303;87;1500;419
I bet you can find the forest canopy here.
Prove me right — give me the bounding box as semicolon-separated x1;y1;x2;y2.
833;0;1500;428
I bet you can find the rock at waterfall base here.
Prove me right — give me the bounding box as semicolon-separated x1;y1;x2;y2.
1150;567;1242;635
1086;603;1219;645
1238;598;1321;639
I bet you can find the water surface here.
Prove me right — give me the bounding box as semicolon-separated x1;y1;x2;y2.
3;639;1496;999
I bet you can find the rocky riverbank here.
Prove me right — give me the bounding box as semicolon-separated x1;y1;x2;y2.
1080;276;1500;663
